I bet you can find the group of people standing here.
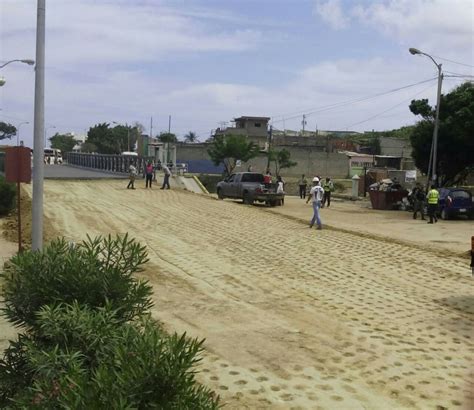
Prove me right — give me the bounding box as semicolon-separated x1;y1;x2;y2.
412;183;440;224
126;161;172;190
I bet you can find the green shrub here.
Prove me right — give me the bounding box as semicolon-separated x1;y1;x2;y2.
0;235;219;409
333;181;346;193
1;304;218;409
198;174;222;193
0;176;16;215
1;234;153;328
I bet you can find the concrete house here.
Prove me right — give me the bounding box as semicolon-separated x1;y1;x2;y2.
214;116;270;149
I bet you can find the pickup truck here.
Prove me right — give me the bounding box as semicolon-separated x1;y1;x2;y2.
216;172;284;206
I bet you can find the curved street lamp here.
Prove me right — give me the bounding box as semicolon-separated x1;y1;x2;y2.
45;125;56;147
16;121;29;146
0;59;35;69
409;47;443;186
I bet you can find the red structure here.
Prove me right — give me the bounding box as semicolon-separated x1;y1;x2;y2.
5;146;31;252
5;146;31;183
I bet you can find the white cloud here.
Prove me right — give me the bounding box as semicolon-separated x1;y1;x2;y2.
314;0;473;64
314;0;350;30
353;0;474;58
0;0;263;67
0;0;471;146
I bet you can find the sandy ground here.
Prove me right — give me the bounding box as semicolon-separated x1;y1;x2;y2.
266;196;473;257
3;180;474;409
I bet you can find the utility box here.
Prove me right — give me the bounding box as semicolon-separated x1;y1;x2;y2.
5;147;31;183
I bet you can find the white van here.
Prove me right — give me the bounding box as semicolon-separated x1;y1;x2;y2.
44;148;63;164
121;151;138;157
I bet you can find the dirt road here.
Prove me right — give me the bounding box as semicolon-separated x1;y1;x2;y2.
23;180;474;408
267;196;472;257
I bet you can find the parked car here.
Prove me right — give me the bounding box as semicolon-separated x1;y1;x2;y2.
437;188;474;220
216;172;284;206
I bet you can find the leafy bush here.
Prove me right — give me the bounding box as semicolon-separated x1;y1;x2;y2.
0;235;219;409
2;304;218;409
1;234;153;328
333;181;347;193
0;175;16;215
198;174;222;193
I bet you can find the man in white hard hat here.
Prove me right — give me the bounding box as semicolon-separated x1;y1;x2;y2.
306;177;324;230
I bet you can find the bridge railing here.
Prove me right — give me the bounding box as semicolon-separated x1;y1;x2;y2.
66;152;155;174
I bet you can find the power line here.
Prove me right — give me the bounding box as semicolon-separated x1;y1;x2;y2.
431;55;474;68
344;83;436;129
271;77;437;124
444;71;474;78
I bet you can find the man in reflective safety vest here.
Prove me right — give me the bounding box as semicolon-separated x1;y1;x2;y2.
426;185;439;224
322;177;334;208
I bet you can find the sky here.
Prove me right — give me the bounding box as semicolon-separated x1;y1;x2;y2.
0;0;473;146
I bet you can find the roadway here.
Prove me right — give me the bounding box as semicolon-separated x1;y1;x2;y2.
28;179;473;409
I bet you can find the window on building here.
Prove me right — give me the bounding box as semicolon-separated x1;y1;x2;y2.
254;122;261;127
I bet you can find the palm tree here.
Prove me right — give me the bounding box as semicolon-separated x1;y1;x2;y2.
184;131;198;143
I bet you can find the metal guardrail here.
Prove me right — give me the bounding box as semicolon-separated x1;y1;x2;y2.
66;152;155;174
66;153;189;176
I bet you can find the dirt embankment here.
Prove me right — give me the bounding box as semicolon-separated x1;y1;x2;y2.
2;180;473;408
2;186;58;248
25;179;472;410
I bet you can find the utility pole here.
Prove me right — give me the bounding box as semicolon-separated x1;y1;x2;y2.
302;114;306;135
127;127;130;152
266;125;273;171
32;0;45;251
150;116;153;139
432;66;443;186
167;115;172;164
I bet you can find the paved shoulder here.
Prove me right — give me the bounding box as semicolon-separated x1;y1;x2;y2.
44;164;127;179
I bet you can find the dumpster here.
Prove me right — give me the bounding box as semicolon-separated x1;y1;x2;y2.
369;190;408;210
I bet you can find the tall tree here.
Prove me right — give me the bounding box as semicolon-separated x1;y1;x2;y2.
184;131;198;143
269;148;297;176
49;133;77;153
86;123;118;154
409;82;474;186
80;141;97;153
158;132;178;143
0;122;17;141
208;135;259;176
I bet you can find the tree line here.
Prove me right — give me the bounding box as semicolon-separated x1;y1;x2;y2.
1;82;472;185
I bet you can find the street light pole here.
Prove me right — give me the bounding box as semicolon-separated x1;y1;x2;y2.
0;59;35;69
409;47;443;186
44;125;56;147
32;0;46;251
16;121;29;146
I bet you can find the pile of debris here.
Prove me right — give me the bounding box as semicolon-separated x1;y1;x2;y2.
369;178;403;192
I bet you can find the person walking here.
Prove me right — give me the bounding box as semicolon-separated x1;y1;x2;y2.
298;174;308;199
412;183;426;220
426;185;439;224
161;163;171;189
306;177;324;230
145;161;154;188
276;175;285;205
127;164;137;189
322;177;334;208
